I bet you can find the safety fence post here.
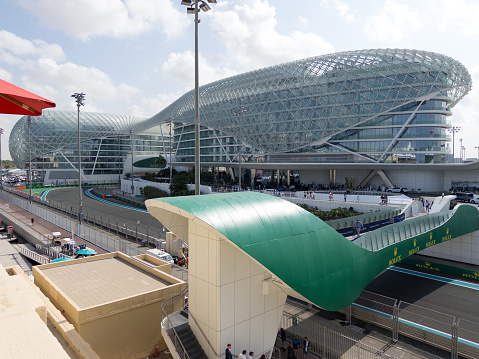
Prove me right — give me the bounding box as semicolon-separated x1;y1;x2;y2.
451;320;458;359
393;302;399;342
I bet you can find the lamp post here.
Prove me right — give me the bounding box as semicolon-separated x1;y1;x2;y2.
27;117;32;203
117;135;122;186
0;128;3;192
232;106;247;192
130;128;134;196
168;119;174;195
181;0;217;195
448;126;461;163
71;92;85;224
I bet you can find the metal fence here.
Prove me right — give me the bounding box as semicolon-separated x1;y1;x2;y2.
340;290;479;359
6;187;167;247
0;191;145;256
279;310;400;359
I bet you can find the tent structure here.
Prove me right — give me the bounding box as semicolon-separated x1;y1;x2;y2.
0;79;55;115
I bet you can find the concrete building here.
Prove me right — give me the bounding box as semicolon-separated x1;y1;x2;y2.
33;251;186;359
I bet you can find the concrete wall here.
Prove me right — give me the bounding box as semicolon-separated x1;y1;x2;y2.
297;168;451;192
420;229;479;265
188;220;287;359
34;252;187;359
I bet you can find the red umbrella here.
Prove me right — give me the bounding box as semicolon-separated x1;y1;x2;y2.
0;79;56;115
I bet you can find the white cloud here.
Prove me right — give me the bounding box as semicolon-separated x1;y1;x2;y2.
161;50;238;87
0;68;13;82
128;90;184;118
450;66;479;159
209;0;334;72
363;0;423;42
438;0;479;37
298;16;308;26
19;58;141;111
16;0;188;41
320;0;355;23
0;30;65;63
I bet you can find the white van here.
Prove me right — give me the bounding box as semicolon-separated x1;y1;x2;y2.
146;248;175;264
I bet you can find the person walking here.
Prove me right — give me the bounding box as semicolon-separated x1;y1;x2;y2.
280;328;286;350
238;350;247;359
329;191;333;201
344;193;347;202
225;344;232;359
248;351;254;359
357;194;360;203
353;219;364;238
303;337;311;357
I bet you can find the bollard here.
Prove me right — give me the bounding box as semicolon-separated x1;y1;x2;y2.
154;345;158;358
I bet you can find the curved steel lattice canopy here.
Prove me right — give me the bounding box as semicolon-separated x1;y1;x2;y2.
9;111;147;166
146;192;479;311
147;48;471;153
9;49;472;166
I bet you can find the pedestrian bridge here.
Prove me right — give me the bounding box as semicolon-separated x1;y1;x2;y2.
146;192;479;311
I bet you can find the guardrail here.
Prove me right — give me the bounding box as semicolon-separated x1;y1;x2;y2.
17;245;49;265
0;191;145;256
339;290;479;359
161;286;190;359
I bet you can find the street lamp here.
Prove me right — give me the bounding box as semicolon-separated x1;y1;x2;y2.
27;117;32;203
71;92;85;224
167;119;174;195
130;128;134;196
181;0;217;195
447;126;461;163
232;106;247;192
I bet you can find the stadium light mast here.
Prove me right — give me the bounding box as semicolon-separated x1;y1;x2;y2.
448;126;461;163
181;0;217;195
232;106;247;192
71;92;85;224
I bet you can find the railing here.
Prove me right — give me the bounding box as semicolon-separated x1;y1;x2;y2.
17;246;49;264
0;191;145;256
188;310;221;358
279;309;401;359
340;290;479;359
35;244;70;260
5;187;167;248
161;286;190;359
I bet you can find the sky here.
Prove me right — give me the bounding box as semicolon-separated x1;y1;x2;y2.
0;0;479;161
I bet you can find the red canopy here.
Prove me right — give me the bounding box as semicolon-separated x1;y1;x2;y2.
0;79;56;116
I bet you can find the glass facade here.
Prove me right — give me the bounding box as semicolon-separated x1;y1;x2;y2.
10;111;172;178
9;48;472;175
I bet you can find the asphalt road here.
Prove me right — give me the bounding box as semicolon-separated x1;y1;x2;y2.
45;187;479;323
45;187;165;231
365;267;479;323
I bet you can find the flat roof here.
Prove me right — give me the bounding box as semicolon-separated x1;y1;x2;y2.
40;257;171;309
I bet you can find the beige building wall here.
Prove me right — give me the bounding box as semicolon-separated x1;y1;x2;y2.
188;220;287;358
34;252;186;359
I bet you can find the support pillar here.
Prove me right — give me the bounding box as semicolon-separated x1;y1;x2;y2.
277;170;280;186
287;170;291;187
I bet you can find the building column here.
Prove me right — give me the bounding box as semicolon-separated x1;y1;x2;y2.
287;170;291;187
277;170;280;186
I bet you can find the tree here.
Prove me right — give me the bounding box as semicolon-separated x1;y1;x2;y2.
170;172;194;196
1;160;15;169
155;155;167;167
140;186;168;200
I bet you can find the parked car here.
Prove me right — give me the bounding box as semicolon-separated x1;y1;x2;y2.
470;195;479;204
455;192;474;203
387;187;408;193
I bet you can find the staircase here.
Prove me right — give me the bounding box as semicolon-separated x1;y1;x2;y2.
170;322;207;359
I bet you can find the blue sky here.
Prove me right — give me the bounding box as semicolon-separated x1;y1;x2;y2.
1;0;478;160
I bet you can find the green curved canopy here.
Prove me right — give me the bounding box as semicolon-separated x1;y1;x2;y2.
147;192;479;311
